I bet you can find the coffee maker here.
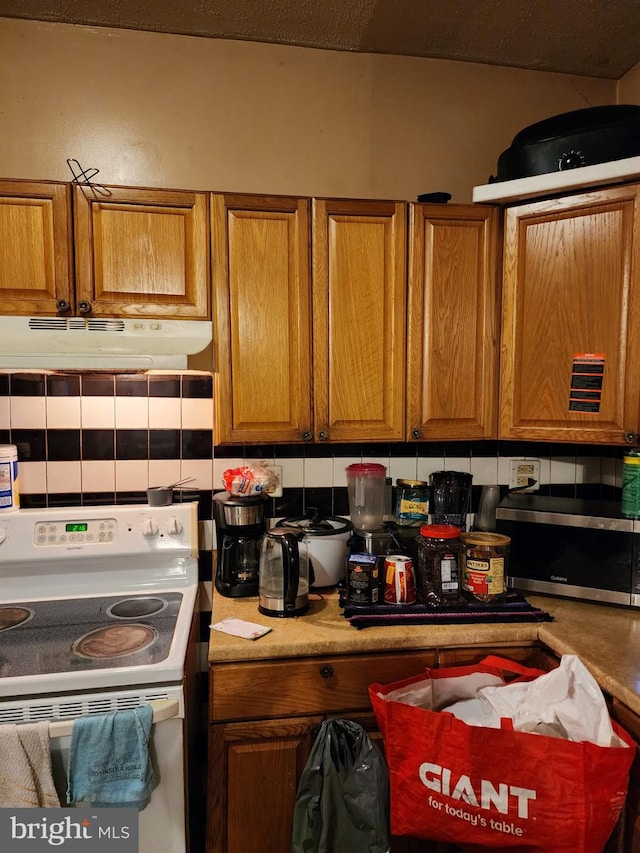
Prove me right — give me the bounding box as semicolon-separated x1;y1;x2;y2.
214;491;268;597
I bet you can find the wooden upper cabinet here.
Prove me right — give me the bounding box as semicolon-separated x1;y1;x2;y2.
212;193;312;445
73;184;210;319
0;179;73;315
407;203;499;441
312;198;407;442
499;184;640;444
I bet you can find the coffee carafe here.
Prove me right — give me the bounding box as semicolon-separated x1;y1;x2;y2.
258;527;310;617
214;491;268;597
346;462;387;532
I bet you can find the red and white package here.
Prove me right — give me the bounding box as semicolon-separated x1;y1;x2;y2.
222;463;277;496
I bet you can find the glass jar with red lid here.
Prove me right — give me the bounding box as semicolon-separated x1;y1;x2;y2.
416;523;463;607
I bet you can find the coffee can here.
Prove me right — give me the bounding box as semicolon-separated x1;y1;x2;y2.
384;554;416;604
346;553;380;607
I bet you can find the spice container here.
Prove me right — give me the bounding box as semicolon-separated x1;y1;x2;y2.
415;524;462;607
395;479;429;526
460;532;510;603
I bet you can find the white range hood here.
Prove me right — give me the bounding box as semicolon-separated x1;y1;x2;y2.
472;155;640;205
0;316;213;369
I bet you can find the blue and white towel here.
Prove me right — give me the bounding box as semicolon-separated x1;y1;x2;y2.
66;705;155;810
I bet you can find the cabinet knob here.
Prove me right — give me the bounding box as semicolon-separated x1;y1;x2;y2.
77;300;92;315
624;432;639;445
317;430;329;441
301;431;313;442
319;664;334;679
55;299;71;314
411;427;421;440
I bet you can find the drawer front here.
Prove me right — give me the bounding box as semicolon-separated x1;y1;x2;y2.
210;649;437;721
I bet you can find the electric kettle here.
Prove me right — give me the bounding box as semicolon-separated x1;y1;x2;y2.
258;527;310;617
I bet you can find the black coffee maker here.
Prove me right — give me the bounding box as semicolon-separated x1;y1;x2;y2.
214;491;268;597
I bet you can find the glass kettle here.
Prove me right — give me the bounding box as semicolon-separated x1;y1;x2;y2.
258;528;310;617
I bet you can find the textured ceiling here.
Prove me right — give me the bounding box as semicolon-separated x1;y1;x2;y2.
0;0;638;80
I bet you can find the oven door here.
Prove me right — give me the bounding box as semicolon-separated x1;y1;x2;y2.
0;686;187;853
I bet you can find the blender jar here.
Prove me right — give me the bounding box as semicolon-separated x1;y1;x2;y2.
346;463;387;531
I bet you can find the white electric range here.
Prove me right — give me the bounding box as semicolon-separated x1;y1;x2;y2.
0;501;200;853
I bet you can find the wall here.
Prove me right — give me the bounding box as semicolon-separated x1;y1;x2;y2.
0;17;616;203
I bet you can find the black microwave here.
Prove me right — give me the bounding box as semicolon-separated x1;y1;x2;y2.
495;495;640;609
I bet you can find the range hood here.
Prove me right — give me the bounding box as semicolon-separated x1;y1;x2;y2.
0;316;213;370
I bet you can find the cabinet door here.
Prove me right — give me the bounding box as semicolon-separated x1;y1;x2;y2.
312;198;407;442
0;179;73;315
407;203;499;440
73;184;209;319
212;193;312;444
207;715;321;853
500;184;640;444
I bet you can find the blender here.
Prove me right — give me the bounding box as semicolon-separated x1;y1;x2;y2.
346;463;392;554
213;491;268;597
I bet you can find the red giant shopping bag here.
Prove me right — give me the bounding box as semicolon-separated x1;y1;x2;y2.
369;655;635;852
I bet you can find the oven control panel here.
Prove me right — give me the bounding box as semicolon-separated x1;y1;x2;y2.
34;518;117;546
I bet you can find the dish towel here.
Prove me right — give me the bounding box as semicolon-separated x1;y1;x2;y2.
66;705;155;810
0;721;60;807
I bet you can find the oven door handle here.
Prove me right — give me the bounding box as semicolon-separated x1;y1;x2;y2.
46;698;180;739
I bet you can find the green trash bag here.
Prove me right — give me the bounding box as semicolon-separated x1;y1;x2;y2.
291;717;390;853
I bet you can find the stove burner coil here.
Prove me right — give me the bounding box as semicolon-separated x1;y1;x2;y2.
72;624;159;660
106;596;168;619
0;606;34;632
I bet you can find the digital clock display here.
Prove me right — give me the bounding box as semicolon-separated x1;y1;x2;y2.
65;523;88;533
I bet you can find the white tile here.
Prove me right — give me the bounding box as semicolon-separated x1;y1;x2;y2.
149;397;181;429
280;457;304;489
46;396;81;429
304;456;333;487
199;520;214;552
442;457;471;473
602;457;618;487
18;461;46;495
181;398;214;430
497;455;513;485
388;458;419;482
180;459;213;490
536;456;552;486
81;460;116;493
11;397;46;429
470;457;499;485
81;397;115;429
115;460;149;492
115;396;148;429
148;460;182;489
550;457;577;484
576;456;602;483
417;457;445;481
47;461;81;493
0;397;10;430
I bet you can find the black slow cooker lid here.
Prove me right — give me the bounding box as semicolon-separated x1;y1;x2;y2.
281;509;352;536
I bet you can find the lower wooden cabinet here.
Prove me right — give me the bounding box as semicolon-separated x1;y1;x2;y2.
207;645;546;853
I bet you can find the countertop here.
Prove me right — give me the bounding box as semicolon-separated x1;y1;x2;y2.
208;589;640;717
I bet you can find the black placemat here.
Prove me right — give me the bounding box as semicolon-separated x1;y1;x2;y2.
341;591;554;629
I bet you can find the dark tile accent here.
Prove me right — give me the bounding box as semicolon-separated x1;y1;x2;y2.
390;443;417;458
273;487;303;518
0;374;10;396
198;550;213;582
116;429;149;460
116;375;149;397
47;493;82;507
20;493;47;508
149;375;181;397
192;490;213;520
303;487;333;517
245;445;276;460
47;429;81;461
82;491;117;506
149;429;181;459
0;429;10;445
548;483;577;498
82;430;115;460
10;374;45;396
361;443;389;459
199;611;212;640
497;440;531;457
182;374;213;399
12;429;46;461
330;443;362;458
214;444;245;459
115;491;148;505
470;441;498;457
576;483;604;500
81;374;115;396
444;441;473;458
46;374;81;396
182;429;213;459
333;486;350;516
274;444;305;459
303;443;335;458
